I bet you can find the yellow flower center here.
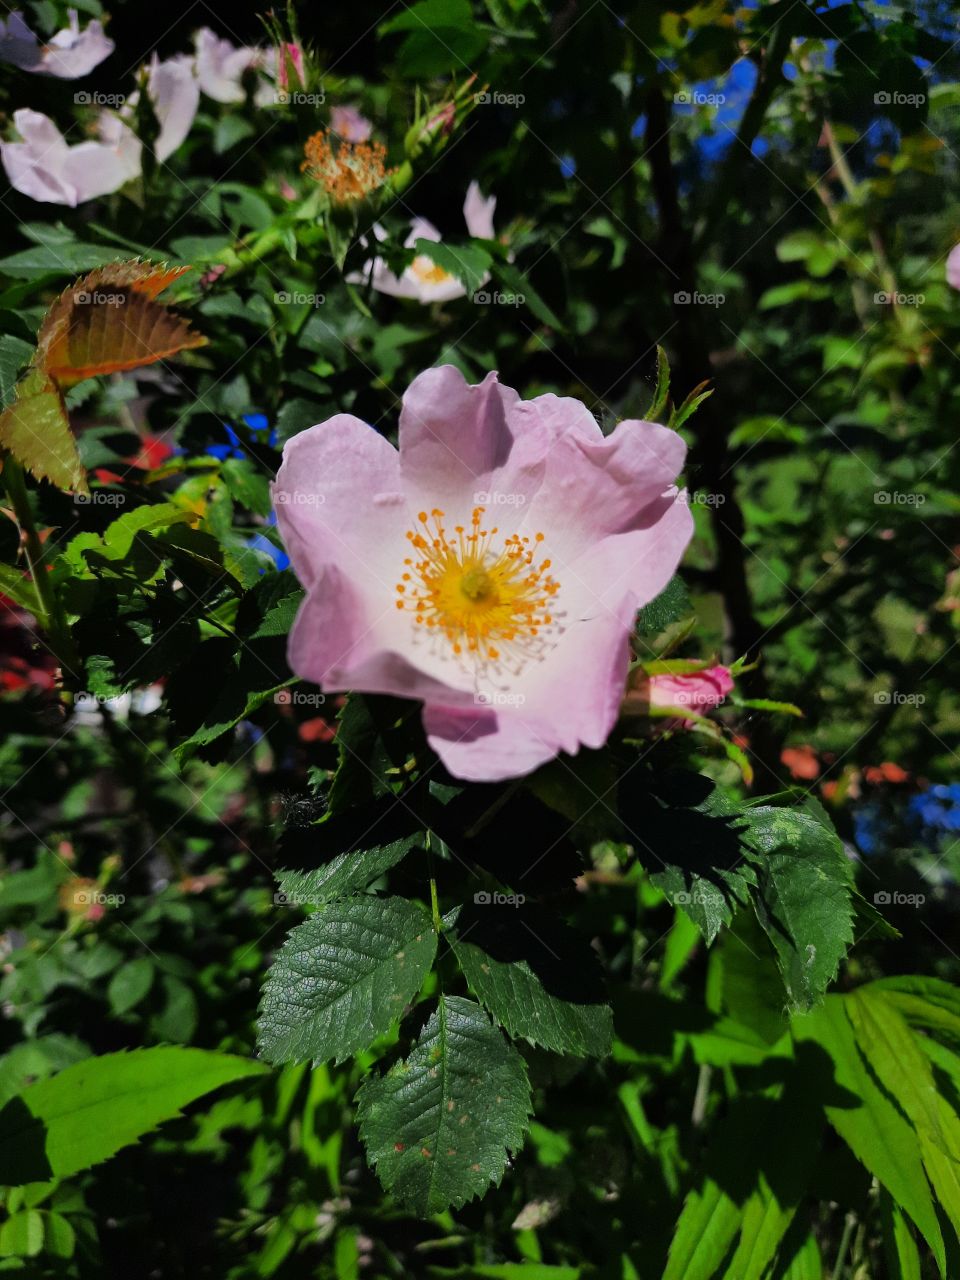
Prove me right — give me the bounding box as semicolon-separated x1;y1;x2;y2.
410;255;454;286
395;507;561;671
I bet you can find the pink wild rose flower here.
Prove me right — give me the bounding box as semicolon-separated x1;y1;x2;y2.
947;243;960;291
330;104;372;142
272;366;693;782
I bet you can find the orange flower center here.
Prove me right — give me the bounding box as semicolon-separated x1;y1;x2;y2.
301;130;393;203
395;507;561;672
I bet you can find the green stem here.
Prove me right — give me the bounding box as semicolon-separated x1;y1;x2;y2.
831;1211;857;1280
429;876;442;935
425;830;443;935
2;454;79;679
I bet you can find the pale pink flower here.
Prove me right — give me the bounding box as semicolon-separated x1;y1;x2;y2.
1;51;197;206
194;27;275;107
145;53;200;162
352;182;497;304
1;107;139;205
0;8;113;78
331;104;372;143
947;243;960;291
272;366;693;782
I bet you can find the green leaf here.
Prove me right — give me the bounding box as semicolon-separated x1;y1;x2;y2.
0;243;124;279
328;695;414;812
490;259;565;330
847;987;947;1149
770;1227;823;1280
257;896;437;1066
221;456;272;517
356;995;531;1215
0;1209;43;1258
276;832;423;906
636;575;691;637
0;368;87;496
0;336;34;410
646;345;671;422
0;1047;268;1185
666;1065;822;1280
793;997;946;1274
632;776;756;944
664;1177;741;1280
669;381;714;431
740;806;854;1009
0;564;41;614
107;957;155;1017
880;1190;923;1280
412;239;493;297
448;902;613;1057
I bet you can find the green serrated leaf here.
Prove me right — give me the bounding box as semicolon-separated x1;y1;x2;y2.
741;806;854;1009
448;902;612;1057
276;833;422;906
793;997;946;1274
880;1190;923;1280
0;368;87;496
636;575;691;637
257;896;437;1066
357;995;531;1215
0;1048;267;1185
0;336;34;410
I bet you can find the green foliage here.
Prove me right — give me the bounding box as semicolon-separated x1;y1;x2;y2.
356;996;531;1214
0;1049;267;1186
257;897;438;1066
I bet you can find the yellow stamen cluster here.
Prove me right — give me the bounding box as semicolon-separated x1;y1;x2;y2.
395;507;560;671
301;130;393;203
409;255;454;286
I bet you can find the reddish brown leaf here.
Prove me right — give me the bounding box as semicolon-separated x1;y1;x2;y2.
36;260;206;387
